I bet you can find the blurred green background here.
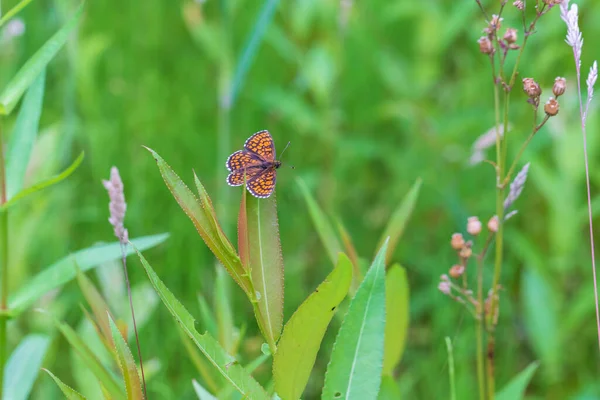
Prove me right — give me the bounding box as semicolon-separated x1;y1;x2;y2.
4;0;600;398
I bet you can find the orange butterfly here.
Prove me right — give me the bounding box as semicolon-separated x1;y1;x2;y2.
226;130;283;198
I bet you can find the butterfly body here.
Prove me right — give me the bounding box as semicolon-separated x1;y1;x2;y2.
226;130;281;198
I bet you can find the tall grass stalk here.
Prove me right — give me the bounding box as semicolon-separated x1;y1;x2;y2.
445;337;456;400
0;122;7;399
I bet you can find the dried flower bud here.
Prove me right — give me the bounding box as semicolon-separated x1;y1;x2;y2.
553;77;566;97
449;264;465;279
544;97;560;116
503;28;518;44
478;36;495;55
438;280;451;295
459;246;473;259
513;0;524;10
487;216;499;233
451;233;465;250
489;14;502;32
522;78;541;98
467;217;482;236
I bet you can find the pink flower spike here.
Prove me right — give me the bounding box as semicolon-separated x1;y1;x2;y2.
103;167;129;244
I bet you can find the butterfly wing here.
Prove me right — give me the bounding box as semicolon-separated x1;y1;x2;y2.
226;150;262;172
244;130;276;162
247;167;276;198
227;166;262;187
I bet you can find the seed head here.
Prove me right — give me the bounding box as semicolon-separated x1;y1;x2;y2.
544;97;560;116
552;77;567;97
449;264;465;279
478;36;495;55
467;217;482;236
451;233;465;250
522;78;541;98
503;28;518;44
487;216;499;233
103;167;129;244
513;0;524;10
459;246;473;259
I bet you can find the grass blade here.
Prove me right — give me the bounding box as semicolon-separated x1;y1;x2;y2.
134;246;269;400
193;379;217;400
42;369;87;399
273;253;353;400
496;361;540;400
197;293;218;339
9;233;168;315
322;240;389;400
0;2;84;115
145;148;252;297
336;219;361;293
377;376;401;400
108;315;143;400
0;0;35;28
382;264;409;376
297;178;342;265
246;192;284;351
3;334;50;400
1;151;84;212
77;269;114;348
5;69;45;199
377;178;421;264
445;337;456;400
214;267;235;353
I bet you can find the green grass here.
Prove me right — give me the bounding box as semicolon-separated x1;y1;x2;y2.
3;0;600;398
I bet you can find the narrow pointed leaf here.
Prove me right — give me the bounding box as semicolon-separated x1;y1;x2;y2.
336;220;361;292
297;178;342;265
377;179;421;264
43;369;87;400
1;151;85;212
273;253;353;400
3;334;50;400
0;0;35;28
5;70;45;199
197;293;218;339
51;317;125;399
76;269;114;347
246;192;284;350
0;2;84;115
108;315;143;400
146;148;252;296
9;233;168;315
496;362;539;400
193;379;217;400
322;240;389;400
134;246;269;399
382;264;409;376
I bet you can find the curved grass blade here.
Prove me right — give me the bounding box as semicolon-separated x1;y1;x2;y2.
9;233;168;315
496;362;539;400
50;316;125;399
42;369;87;400
1;151;84;212
77;269;114;348
297;177;342;265
377;178;421;264
322;240;389;400
145;148;252;297
108;315;143;400
0;2;84;115
382;264;409;376
273;253;352;400
245;191;284;351
3;334;50;400
0;0;35;28
5;69;45;199
193;379;217;400
134;246;269;400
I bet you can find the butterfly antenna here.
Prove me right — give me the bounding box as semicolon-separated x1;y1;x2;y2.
279;141;291;159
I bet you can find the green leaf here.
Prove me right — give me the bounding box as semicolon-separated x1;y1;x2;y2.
382;264;409;376
0;0;35;29
273;253;353;400
145;148;253;297
197;293;218;339
322;240;389;400
76;269;114;348
51;316;125;399
108;315;143;400
377;376;402;400
496;362;540;400
214;267;235;353
0;2;84;115
9;233;169;315
377;178;421;264
5;70;45;199
3;334;50;400
43;369;87;400
134;246;269;400
297;177;342;265
336;220;362;294
245;191;284;351
193;379;217;400
1;151;85;212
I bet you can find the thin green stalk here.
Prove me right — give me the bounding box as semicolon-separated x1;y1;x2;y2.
445;337;456;400
0;120;7;400
0;0;34;29
476;233;493;400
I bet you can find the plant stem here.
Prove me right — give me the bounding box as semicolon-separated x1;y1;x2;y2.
476;233;493;400
121;243;147;398
486;337;495;399
0;120;7;400
445;337;457;400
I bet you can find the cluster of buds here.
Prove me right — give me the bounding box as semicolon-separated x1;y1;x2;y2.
542;0;563;6
522;77;566;116
478;15;520;55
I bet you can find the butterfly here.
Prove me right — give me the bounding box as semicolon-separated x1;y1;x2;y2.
226;130;284;198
